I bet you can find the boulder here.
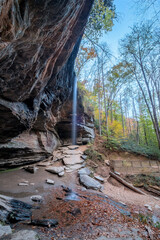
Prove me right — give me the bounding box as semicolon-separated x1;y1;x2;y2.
79;175;102;190
45;166;64;174
78;167;91;176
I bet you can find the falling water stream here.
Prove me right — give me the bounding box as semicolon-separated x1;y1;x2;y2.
72;76;77;145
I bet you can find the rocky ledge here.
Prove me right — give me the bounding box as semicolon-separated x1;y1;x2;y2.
0;0;94;167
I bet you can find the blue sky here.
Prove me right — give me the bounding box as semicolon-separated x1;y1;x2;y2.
102;0;138;59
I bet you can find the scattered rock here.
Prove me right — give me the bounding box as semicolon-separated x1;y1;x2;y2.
58;171;64;177
81;155;87;160
63;155;84;165
31;219;58;227
30;183;35;186
31;195;42;202
0;224;12;238
46;179;55;185
79;174;102;190
144;204;152;211
45;166;64;174
24;166;38;174
68;145;79;150
94;175;104;183
119;201;127;207
18;183;29;186
11;230;38;240
105;160;110;166
78;167;91;176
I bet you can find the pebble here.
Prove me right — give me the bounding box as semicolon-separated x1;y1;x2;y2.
144;204;152;211
58;171;64;177
94;175;104;183
46;179;55;184
18;183;29;186
31;195;42;202
105;160;110;166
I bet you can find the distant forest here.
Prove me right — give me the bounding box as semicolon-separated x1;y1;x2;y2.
76;0;160;157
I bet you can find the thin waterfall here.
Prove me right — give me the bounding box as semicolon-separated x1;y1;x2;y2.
72;76;77;145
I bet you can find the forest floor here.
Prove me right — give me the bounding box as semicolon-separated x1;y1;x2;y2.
1;136;160;239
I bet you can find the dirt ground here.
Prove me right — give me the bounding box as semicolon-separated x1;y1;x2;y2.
1;143;160;239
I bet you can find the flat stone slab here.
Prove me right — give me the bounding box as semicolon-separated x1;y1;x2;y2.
11;230;38;240
45;166;64;174
78;167;91;176
63;149;82;155
79;175;102;190
68;145;79;150
66;164;84;172
63;155;84;165
94;175;104;183
0;224;12;238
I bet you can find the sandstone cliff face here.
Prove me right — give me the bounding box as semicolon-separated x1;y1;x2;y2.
0;0;94;167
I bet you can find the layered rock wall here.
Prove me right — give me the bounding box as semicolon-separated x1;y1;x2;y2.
0;0;94;167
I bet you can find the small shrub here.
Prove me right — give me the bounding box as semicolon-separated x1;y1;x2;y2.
120;140;160;160
84;146;104;162
104;136;121;151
